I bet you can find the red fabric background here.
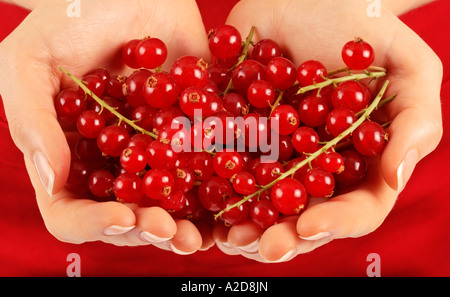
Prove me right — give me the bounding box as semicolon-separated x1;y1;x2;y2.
0;0;449;276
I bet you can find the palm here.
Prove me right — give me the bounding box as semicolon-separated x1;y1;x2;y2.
220;0;442;262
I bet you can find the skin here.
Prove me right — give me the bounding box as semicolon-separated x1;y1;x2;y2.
0;0;443;262
216;0;443;262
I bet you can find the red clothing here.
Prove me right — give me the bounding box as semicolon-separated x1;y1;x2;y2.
0;0;449;276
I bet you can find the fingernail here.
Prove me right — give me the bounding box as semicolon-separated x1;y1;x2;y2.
104;225;135;236
299;231;331;241
264;249;296;263
397;149;418;191
140;231;173;243
33;151;55;196
236;239;259;253
169;243;196;255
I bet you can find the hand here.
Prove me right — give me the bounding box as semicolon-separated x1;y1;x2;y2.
215;0;443;262
0;0;214;253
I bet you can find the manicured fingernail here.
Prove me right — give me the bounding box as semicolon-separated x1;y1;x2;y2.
236;239;259;253
299;231;331;241
104;225;135;236
140;231;173;243
264;249;296;263
33;151;55;196
169;243;195;255
397;149;418;191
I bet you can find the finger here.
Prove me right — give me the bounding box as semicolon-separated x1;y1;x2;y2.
227;220;263;253
212;222;241;255
258;216;301;262
168;219;203;255
133;206;177;243
25;157;137;244
0;47;70;196
297;160;397;241
195;220;216;251
380;23;443;191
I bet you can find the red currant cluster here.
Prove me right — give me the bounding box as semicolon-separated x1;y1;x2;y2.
56;25;392;230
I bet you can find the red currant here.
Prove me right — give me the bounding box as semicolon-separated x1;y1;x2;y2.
77;110;105;139
251;39;282;65
113;172;144;203
171;167;195;193
97;125;130;157
88;169;115;198
208;25;242;59
231;60;266;95
159;190;186;212
304;168;335;198
332;81;370;113
198;176;233;211
142;168;174;200
232;171;256;195
334;149;368;189
143;72;179;108
291;126;319;154
122;39;141;68
213;150;244;179
135;37;167;69
55;89;87;123
221;196;249;225
254;161;284;186
270;104;300;135
296;60;327;87
342;38;375;70
179;86;209;117
271;178;308;215
316;151;344;173
250;199;279;229
247;80;276;108
146;141;178;170
120;145;148;173
352;121;388;157
265;57;297;90
222;92;249;117
170;56;209;90
326;107;356;138
298;94;330;127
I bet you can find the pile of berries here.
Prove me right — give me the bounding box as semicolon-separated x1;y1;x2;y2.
56;25;390;230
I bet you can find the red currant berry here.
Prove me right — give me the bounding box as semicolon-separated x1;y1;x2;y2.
232;171;256;195
334;149;368;188
247;80;276;108
122;39;141;68
298;94;330;127
352;121;388;157
285;156;309;182
231;60;266;95
65;159;92;195
159;190;186;212
127;133;153;150
213;150;243;179
135;37;167;69
222;92;249;117
221;196;249;225
113;172;144;203
316;151;344;173
179;86;209;117
250;199;279;229
123;69;152;108
291;126;319;154
55;89;87;123
130;105;157;132
97;125;130;157
190;151;214;180
296;60;327;87
79;74;106;99
254;161;284;186
142;168;174;200
332;81;370;113
198;176;233;212
271;178;308;215
241;112;269;149
120;146;148;173
170;56;209;90
143;72;179;108
265;57;297;90
326;107;356;138
106;74;127;99
251;39;282;65
88;169;115;198
152;106;185;134
171;167;195;193
208;25;242;59
342;38;375;70
270;104;300;135
77;110;105;139
304;168;335;198
146;141;178;170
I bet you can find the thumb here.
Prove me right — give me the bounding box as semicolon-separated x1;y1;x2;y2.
0;50;70;196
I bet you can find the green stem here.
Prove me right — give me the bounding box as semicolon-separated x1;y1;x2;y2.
222;26;256;95
59;65;158;139
214;80;391;220
296;71;387;94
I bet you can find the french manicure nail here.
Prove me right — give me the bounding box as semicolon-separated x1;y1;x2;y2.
397;149;418;192
299;231;331;241
264;249;296;263
33;151;55;196
169;243;195;255
104;225;135;236
140;231;173;243
236;239;259;253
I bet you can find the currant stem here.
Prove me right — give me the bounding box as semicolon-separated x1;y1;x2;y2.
296;71;387;94
214;80;391;220
222;26;256;95
58;65;158;139
268;90;285;118
327;65;387;76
